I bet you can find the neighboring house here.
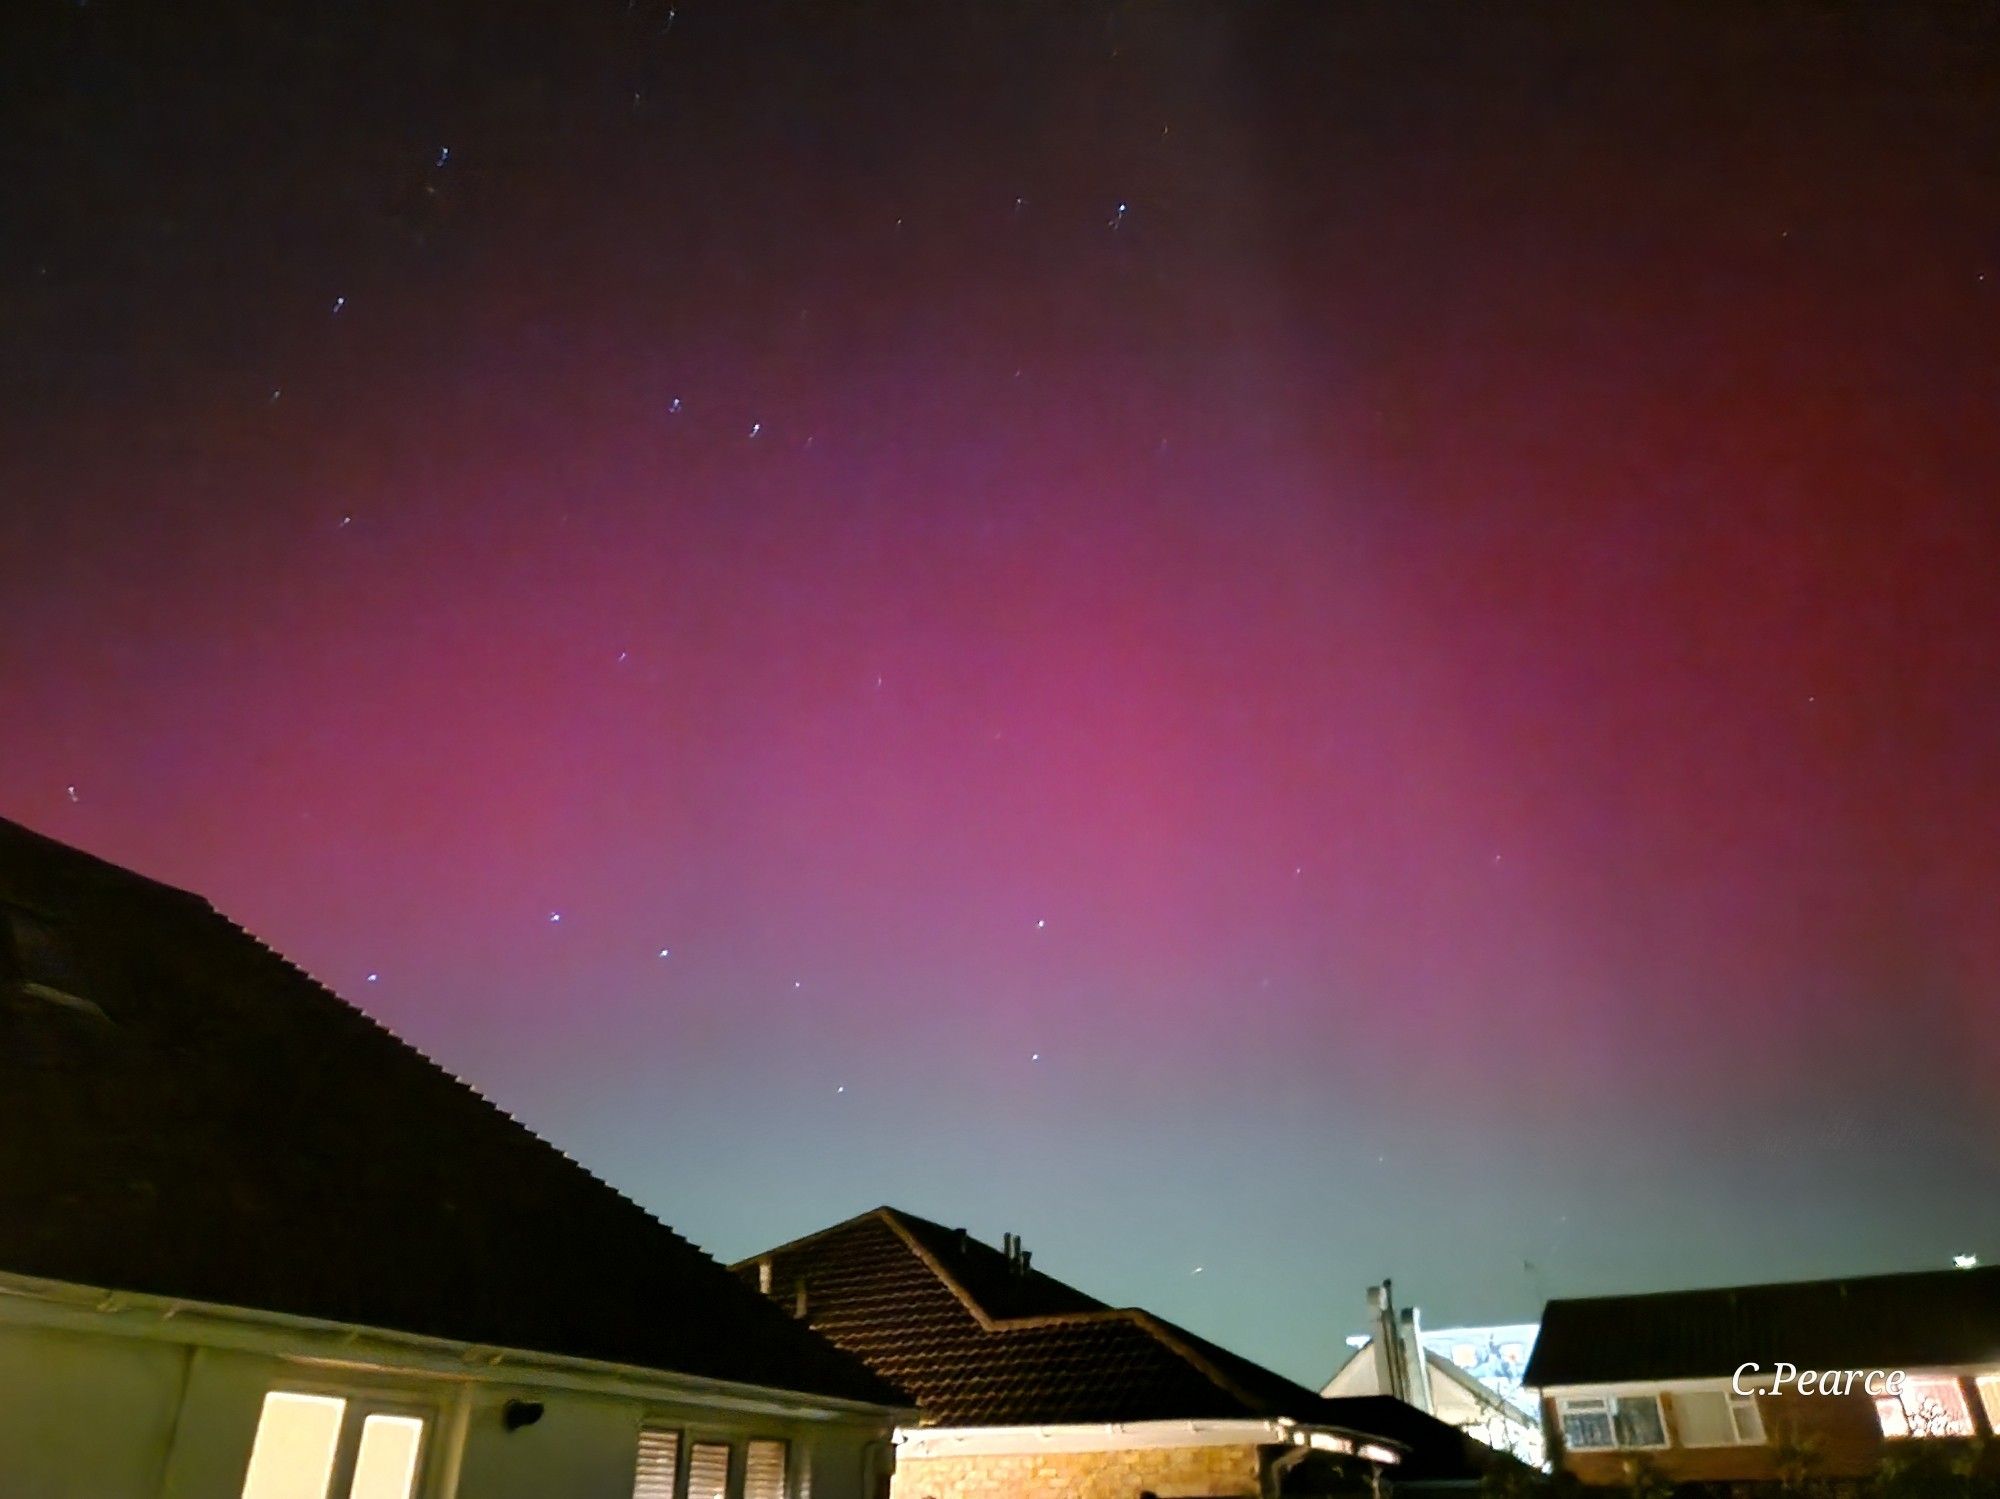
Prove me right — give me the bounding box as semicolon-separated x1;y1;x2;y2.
1322;1292;1541;1468
0;818;911;1499
1524;1264;2000;1488
734;1208;1511;1497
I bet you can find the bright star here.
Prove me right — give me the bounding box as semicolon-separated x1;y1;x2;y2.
331;295;346;314
65;785;78;803
658;948;671;958
1035;918;1046;930
548;912;562;923
366;973;378;983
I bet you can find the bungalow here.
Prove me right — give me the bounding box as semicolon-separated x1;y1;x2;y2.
0;817;912;1499
734;1208;1511;1496
1523;1264;2000;1488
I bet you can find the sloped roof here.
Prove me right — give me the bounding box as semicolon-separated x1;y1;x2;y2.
0;817;905;1409
1525;1264;2000;1389
733;1204;1495;1486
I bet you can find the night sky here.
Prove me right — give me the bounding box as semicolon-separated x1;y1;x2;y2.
6;2;1999;1386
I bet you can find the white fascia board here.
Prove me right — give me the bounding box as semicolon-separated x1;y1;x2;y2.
0;1269;913;1424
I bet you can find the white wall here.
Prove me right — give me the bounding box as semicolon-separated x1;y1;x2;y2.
0;1298;891;1499
0;1320;189;1497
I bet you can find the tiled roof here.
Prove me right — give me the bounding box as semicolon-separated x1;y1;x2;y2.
0;817;906;1410
734;1203;1493;1489
1525;1264;2000;1389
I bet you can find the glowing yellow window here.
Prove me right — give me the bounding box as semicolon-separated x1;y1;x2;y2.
240;1392;427;1499
241;1393;345;1499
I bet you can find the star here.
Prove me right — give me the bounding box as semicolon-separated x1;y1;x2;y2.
1030;1052;1041;1062
331;295;346;314
793;979;803;989
668;396;682;414
366;973;379;983
1192;1265;1204;1275
835;1085;845;1094
1035;918;1046;929
435;145;451;167
65;785;78;803
338;515;353;528
617;650;629;664
748;421;762;439
548;911;562;923
658;948;671;958
268;388;282;404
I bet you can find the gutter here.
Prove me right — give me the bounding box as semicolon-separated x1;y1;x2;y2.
0;1269;919;1425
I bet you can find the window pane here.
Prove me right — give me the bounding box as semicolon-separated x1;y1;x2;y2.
634;1428;681;1499
744;1440;787;1499
1614;1396;1665;1448
1730;1395;1765;1443
1978;1376;2000;1433
687;1442;731;1499
1560;1401;1614;1450
1674;1390;1735;1447
241;1392;345;1499
348;1415;424;1499
1880;1377;1975;1440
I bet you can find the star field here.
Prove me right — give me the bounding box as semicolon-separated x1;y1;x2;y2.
4;0;1999;1385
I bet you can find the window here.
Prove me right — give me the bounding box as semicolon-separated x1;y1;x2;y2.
1876;1376;1976;1440
743;1440;788;1499
686;1442;732;1499
1976;1375;2000;1432
634;1427;681;1499
1557;1394;1666;1451
1674;1388;1764;1447
240;1391;427;1499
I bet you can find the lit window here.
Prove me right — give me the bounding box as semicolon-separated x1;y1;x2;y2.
349;1415;424;1499
241;1392;344;1499
1877;1377;1975;1440
634;1427;681;1499
1674;1388;1764;1447
687;1442;732;1499
744;1439;788;1499
1558;1394;1666;1452
240;1392;426;1499
1976;1376;2000;1432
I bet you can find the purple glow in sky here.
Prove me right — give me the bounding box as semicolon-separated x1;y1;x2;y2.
4;0;1998;1382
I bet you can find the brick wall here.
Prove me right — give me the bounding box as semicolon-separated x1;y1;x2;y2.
892;1442;1264;1499
1551;1390;1886;1487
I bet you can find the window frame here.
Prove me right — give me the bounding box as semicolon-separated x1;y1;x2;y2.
1669;1385;1765;1448
1876;1374;1977;1441
241;1385;435;1499
1555;1391;1670;1452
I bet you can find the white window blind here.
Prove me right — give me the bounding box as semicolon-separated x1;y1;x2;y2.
744;1439;787;1499
634;1428;681;1499
687;1441;732;1499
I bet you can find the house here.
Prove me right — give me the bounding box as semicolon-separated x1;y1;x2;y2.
1523;1264;2000;1488
1320;1286;1542;1468
734;1207;1511;1496
0;817;912;1499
